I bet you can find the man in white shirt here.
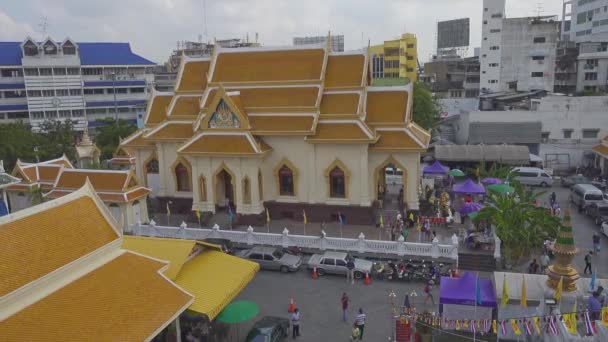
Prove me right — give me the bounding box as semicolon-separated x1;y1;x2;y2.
290;308;301;339
354;308;366;340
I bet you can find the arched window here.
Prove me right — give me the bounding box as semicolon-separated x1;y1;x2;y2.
329;167;346;198
146;159;159;174
278;165;294;196
175;163;191;192
243;177;251;204
199;176;207;202
258;170;263;201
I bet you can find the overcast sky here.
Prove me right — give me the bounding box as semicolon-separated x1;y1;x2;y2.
1;0;562;64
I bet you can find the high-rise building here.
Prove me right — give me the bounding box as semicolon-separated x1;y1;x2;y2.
480;0;505;93
562;0;608;43
293;34;344;52
369;33;418;83
480;0;560;93
0;37;155;131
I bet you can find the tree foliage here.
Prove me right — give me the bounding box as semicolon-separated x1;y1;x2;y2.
93;118;137;160
474;180;560;264
0;120;77;171
412;82;441;130
466;161;514;181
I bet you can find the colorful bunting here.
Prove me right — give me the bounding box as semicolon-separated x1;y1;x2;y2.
511;319;521;335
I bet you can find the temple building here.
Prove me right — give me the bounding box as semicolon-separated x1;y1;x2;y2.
75;128;101;168
119;43;430;223
5;155;149;229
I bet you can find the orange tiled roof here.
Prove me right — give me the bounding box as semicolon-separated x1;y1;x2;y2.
320;93;360;115
44;190;134;203
211;48;325;83
324;54;365;88
365;90;409;124
371;129;426;150
0;252;192;342
144;121;194;141
54;169;129;191
169;95;202;117
407;122;431;147
237;87;319;109
176;60;210;92
249;116;314;134
120;130;156;148
592;144;608;156
145;95;172;126
307;120;376;142
0;196;119;297
179;133;265;155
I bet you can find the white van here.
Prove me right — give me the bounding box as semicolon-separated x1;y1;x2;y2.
512;167;553;187
570;184;604;212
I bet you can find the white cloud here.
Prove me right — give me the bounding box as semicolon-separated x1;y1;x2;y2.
2;0;563;64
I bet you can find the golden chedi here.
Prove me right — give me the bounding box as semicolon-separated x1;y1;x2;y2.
546;209;579;292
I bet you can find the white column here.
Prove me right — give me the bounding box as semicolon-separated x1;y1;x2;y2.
156;143;167;197
359;145;371;206
2;190;9;214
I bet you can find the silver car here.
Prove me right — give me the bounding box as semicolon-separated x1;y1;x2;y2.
307;251;373;279
237;246;302;273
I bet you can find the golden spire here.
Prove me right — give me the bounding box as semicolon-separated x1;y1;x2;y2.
546;210;580;292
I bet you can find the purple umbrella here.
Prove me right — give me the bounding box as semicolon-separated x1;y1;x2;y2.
423;161;449;175
453;179;486;194
458;202;484;215
481;177;503;185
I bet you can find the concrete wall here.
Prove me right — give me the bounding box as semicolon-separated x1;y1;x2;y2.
576;50;608;92
480;0;505;93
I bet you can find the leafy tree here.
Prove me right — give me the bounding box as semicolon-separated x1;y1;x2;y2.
36;119;78;162
466;161;514;181
475;180;560;265
0;122;38;170
412;82;441;130
93;118;137;160
28;186;45;205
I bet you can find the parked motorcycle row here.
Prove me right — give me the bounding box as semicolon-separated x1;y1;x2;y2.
372;259;452;284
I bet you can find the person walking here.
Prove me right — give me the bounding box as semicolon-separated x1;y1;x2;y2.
346;258;355;284
550;191;557;205
584;251;593;274
354;308;366;340
593;233;601;254
341;293;349;322
423;281;435;305
540;252;550;273
290;308;301;339
528;259;539;274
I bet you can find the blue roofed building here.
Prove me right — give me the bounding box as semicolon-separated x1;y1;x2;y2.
0;37;156;131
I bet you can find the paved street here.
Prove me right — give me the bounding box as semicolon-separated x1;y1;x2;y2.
234;269;440;342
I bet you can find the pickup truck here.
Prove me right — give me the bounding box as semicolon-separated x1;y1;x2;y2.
307;251;373;279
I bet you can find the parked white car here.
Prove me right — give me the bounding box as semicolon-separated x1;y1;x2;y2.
307;251;373;279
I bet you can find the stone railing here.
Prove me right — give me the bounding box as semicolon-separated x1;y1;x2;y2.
131;221;459;260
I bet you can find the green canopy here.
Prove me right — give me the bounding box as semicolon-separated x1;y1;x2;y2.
448;169;465;177
487;184;515;194
468;211;479;220
216;300;259;324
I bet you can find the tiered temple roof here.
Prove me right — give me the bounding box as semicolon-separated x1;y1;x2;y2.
124;44;430;155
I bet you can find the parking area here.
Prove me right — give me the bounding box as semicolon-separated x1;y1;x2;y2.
234;268;440;342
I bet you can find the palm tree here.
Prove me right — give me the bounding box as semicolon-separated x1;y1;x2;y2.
475;180;560;265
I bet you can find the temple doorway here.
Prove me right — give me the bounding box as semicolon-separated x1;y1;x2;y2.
375;158;407;212
215;169;234;210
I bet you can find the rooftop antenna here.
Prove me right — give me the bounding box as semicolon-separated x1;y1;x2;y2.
37;16;50;40
536;0;544;17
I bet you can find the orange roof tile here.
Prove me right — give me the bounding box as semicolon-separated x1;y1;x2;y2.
308;121;375;142
593;144;608;156
176;60;210;92
144;121;194;141
365;90;409;124
203;88;218;108
180;134;260;155
249;116;314;134
54;169;129;191
371;129;425;150
0;196;119;297
126;187;151;202
145;95;172;125
0;252;192;342
44;190;133;203
407;122;431;147
120;130;156;148
37;165;63;182
320;93;360;115
211;49;325;83
170;96;202;117
324;54;365;88
237;87;319;108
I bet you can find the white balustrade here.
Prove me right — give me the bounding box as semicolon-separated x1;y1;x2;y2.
131;224;458;260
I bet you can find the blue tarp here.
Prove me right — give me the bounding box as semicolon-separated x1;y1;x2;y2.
0;199;8;217
439;272;497;307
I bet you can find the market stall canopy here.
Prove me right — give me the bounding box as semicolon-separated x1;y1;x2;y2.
458;202;484;215
216;300;259;324
487;184;515;194
423;160;449;175
434;145;530;165
448;169;465;177
440;272;497;307
453;179;486;194
481;177;503;185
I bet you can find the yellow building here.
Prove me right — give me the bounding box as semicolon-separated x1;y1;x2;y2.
370;33;418;83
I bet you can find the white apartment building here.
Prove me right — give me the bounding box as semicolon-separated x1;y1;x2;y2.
0;37;155;131
576;42;608;92
562;0;608;43
480;0;505;93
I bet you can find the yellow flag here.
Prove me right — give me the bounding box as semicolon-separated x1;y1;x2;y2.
567;300;578;334
379;214;384;228
266;208;270;223
417;222;422;232
502;274;509;307
521;275;527;308
303;209;307;225
511;320;521;335
455;320;461;330
602;307;608;327
533;317;541;334
409;212;414;221
492;320;497;334
463;320;469;329
555;276;563;301
195;209;201;221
